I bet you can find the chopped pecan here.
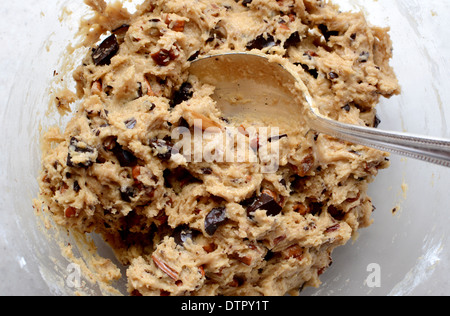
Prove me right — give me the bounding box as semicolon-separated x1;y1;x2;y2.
283;245;304;260
151;48;178;66
325;224;340;233
152;255;179;281
198;266;206;277
91;80;102;95
165;15;185;32
203;243;217;253
132;166;141;184
293;203;309;216
65;207;77;218
230;253;252;266
293;153;315;177
186;109;224;132
144;77;156;96
274;235;287;246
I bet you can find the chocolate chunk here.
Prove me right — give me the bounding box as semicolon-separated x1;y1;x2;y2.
163;169;172;188
177;117;190;129
374;115;381;128
201;167;213;175
358;51;370;63
188;50;200;62
150;138;176;160
268;134;288;143
318;24;339;42
220;117;230;124
247;193;282;217
327;205;345;221
328;71;339;80
137;82;143;98
242;0;253;6
205;207;227;236
246;33;276;50
172;225;195;246
120;187;136;203
125;118;137;129
171;82;193;108
112;24;130;33
342;104;351;112
298;63;319;79
207;23;228;43
309;202;323;216
67;137;97;168
92;35;120;66
264;250;274;261
73;180;81;193
284;31;301;49
112;143;138;167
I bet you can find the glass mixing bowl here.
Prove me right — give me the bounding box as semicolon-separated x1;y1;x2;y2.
1;0;449;296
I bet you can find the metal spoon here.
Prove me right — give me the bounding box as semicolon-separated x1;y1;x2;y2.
189;52;450;167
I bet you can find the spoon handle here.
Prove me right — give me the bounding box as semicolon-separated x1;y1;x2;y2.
309;113;450;167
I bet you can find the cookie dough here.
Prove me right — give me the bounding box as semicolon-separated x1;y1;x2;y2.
37;0;400;296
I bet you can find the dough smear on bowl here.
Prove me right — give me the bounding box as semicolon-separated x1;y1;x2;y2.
36;0;400;296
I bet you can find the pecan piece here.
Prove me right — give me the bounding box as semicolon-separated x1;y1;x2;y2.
152;255;179;281
282;245;304;260
185;109;224;132
65;207;77;218
230;253;252;266
293;153;315;177
151;48;178;66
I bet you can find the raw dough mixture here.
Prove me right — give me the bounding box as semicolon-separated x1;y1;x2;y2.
37;0;400;296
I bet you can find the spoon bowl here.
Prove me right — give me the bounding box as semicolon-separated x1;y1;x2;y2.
190;52;450;167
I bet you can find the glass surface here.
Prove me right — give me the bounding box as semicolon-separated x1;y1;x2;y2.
1;0;449;296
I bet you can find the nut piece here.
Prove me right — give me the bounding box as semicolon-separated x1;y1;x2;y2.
152;255;179;281
185;109;224;132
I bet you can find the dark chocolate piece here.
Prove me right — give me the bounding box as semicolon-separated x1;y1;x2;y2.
246;33;276;50
149;138;176;160
247;193;282;217
125;118;137;129
205;207;227;236
92;34;120;66
268;134;288;143
284;31;301;49
111;143;138;167
171;82;193;108
67;137;97;168
172;225;195;246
